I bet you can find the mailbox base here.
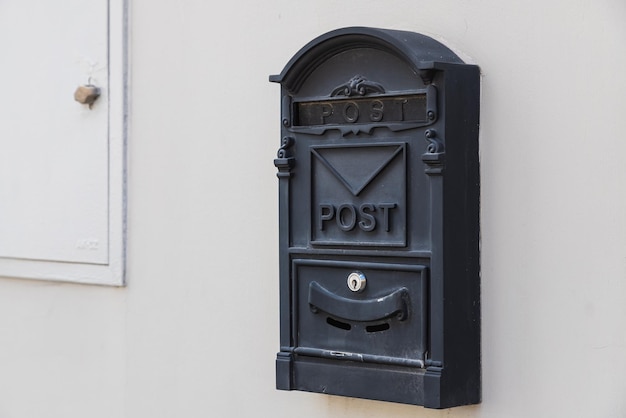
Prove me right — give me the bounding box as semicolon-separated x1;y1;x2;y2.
289;356;425;406
277;354;479;409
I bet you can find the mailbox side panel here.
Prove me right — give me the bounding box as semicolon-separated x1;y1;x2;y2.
423;63;481;409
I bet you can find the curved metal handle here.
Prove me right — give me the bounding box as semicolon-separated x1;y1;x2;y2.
308;281;409;322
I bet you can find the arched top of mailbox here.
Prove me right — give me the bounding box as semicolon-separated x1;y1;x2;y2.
270;27;463;92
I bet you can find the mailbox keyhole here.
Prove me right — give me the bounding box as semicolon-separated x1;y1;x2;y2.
326;317;351;331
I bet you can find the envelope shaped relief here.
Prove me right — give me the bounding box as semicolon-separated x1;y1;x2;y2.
311;143;406;247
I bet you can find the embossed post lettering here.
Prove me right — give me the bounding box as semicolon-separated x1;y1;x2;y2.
342;102;359;123
319;204;334;230
378;203;396;232
358;204;376;232
337;204;357;231
295;94;427;127
370;100;384;122
320;104;333;124
319;203;397;233
398;98;408;121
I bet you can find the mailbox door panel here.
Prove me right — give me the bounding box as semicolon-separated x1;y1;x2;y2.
294;259;427;363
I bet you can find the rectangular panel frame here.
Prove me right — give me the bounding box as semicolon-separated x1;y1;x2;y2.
0;0;128;286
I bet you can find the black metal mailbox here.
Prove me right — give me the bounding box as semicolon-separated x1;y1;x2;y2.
271;27;480;409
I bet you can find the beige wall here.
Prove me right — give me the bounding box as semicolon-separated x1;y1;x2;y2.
0;0;625;417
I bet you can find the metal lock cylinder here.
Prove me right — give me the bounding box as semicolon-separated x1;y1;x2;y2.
347;271;366;292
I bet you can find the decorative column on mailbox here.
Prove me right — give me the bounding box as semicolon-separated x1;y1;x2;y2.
271;27;480;409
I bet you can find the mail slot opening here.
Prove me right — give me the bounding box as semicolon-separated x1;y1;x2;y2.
326;317;351;331
366;323;390;333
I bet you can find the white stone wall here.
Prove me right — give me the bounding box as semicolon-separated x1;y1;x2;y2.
0;0;624;417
